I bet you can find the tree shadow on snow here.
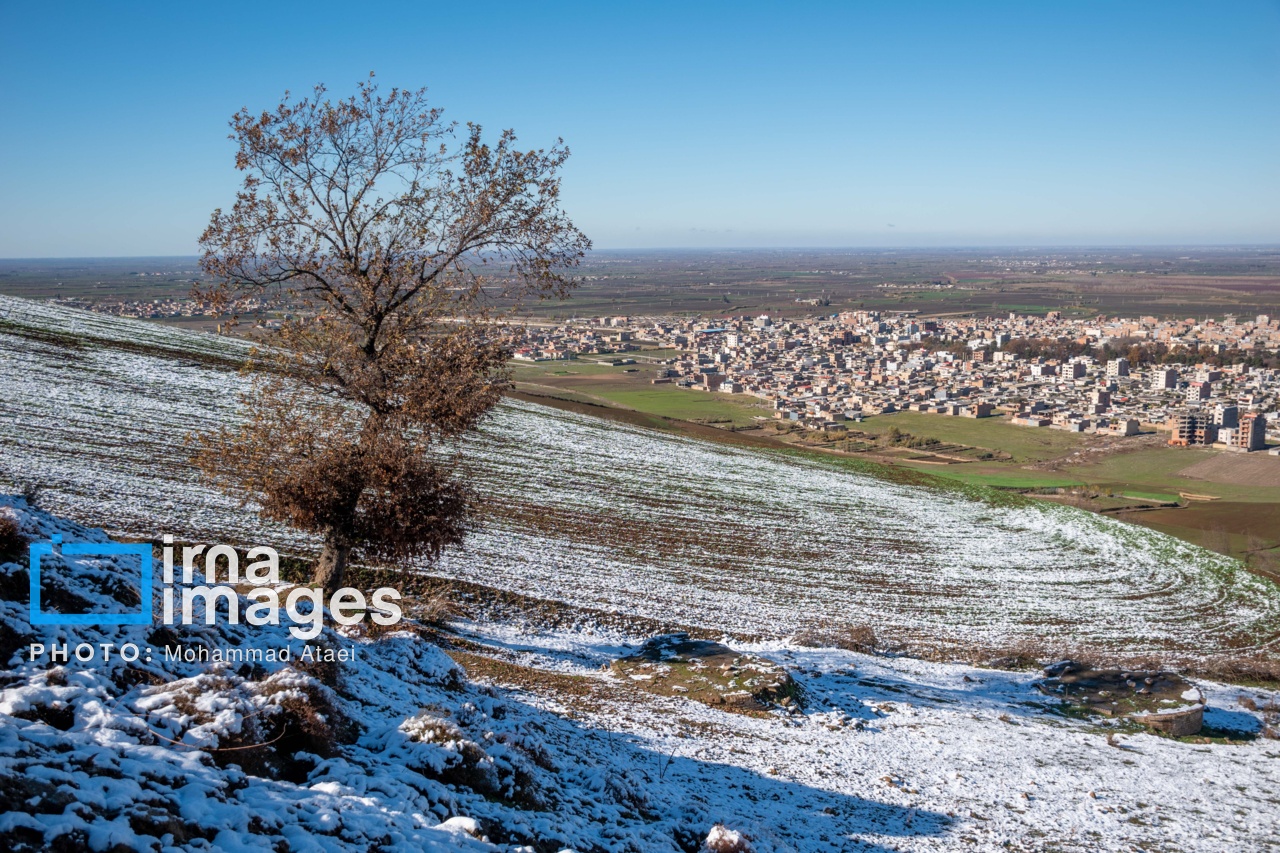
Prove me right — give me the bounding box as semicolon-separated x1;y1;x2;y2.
473;680;957;853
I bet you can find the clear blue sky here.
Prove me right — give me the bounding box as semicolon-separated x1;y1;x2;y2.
1;0;1277;256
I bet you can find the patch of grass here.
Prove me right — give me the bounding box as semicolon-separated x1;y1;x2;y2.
511;358;770;427
901;465;1085;489
793;620;879;654
768;445;1034;508
593;387;767;426
1074;447;1280;504
1120;491;1181;504
850;411;1085;463
511;360;627;377
631;347;685;359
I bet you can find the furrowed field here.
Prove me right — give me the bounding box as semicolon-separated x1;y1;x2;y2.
2;295;1279;660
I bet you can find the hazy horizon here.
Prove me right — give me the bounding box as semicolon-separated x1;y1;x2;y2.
4;244;1280;263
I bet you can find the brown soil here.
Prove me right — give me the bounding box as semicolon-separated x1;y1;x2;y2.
1178;453;1280;487
1120;501;1280;541
447;650;632;716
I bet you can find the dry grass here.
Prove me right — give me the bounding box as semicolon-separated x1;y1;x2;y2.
854;631;1280;688
791;616;1280;689
211;675;358;781
356;614;406;641
291;644;341;687
1235;694;1280;739
1178;452;1280;488
973;642;1279;688
793;620;879;654
417;587;456;626
1190;653;1280;687
402;708;549;810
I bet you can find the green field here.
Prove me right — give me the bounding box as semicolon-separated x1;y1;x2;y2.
510;360;770;427
584;388;767;425
895;465;1085;489
630;347;685;360
1069;448;1280;504
511;364;1088;458
1120;490;1182;504
849;410;1085;463
524;361;627;376
510;361;1280;566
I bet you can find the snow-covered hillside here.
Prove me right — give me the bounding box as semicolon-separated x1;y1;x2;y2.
2;498;1278;852
1;295;1278;658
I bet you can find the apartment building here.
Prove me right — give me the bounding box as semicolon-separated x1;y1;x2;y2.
1168;412;1218;446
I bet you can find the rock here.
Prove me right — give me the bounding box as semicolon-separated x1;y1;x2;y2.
1042;659;1083;678
1132;703;1205;737
1034;666;1205;736
610;633;800;713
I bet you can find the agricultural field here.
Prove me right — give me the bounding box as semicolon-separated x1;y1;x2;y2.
6;246;1280;324
878;432;1280;565
839;410;1087;463
537;247;1280;320
896;467;1087;489
2;295;1279;663
511;357;771;426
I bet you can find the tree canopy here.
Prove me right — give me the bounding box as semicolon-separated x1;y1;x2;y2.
193;78;589;590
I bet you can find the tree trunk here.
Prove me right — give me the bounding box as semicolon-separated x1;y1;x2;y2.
314;529;350;594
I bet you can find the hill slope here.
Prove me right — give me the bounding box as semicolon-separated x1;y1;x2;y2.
2;498;1279;851
1;295;1277;659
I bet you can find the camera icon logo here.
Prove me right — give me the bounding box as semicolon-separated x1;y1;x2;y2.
29;534;153;625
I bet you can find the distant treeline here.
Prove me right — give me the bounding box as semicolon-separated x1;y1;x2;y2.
998;336;1280;369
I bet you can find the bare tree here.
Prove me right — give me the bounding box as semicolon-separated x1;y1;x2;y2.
194;77;590;591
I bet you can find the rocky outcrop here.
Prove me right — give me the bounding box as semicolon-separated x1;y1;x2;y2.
1036;660;1205;736
611;633;799;713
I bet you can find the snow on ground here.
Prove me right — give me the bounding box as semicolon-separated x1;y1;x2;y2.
457;620;1280;852
2;498;1278;852
2;295;1278;659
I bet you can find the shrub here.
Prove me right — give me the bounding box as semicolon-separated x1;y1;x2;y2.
0;516;28;564
793;619;878;654
240;676;358;780
402;709;547;809
18;481;42;508
419;588;456;626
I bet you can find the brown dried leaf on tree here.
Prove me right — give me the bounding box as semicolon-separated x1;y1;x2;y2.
192;77;589;591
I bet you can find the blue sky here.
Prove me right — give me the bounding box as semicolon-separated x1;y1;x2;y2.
1;0;1277;256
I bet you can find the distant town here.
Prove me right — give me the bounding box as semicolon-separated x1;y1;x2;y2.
512;309;1280;452
54;291;1280;452
54;294;278;328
